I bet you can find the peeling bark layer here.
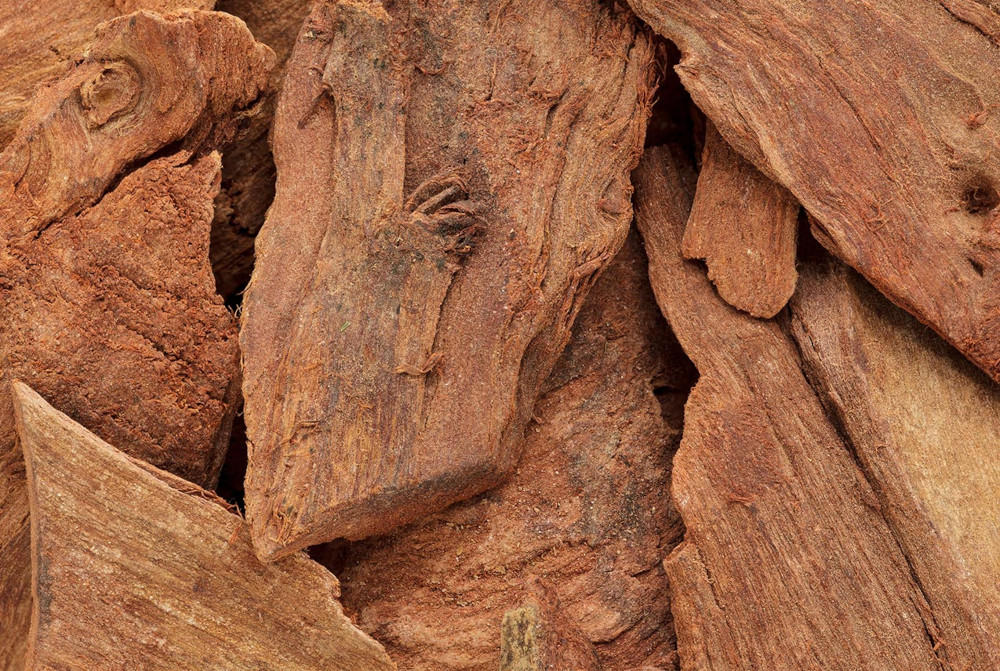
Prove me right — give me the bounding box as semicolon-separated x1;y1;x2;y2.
789;256;1000;669
682;121;798;318
634;144;948;670
12;382;395;671
317;233;688;671
241;0;656;558
628;0;1000;380
0;11;272;669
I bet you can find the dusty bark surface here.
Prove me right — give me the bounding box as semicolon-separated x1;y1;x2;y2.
628;0;1000;381
634;144;949;670
12;382;395;671
241;0;656;558
0;0;214;151
316;232;688;671
682;121;798;318
789;256;1000;669
211;0;313;298
500;580;601;671
0;11;272;669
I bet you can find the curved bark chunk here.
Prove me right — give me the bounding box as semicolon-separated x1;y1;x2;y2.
682;121;799;318
789;256;1000;669
628;0;1000;381
634;144;947;670
0;11;273;668
11;382;395;671
241;0;655;558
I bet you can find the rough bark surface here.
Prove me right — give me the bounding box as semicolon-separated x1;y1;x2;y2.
0;0;214;150
316;232;688;671
500;580;602;671
0;11;272;669
12;382;395;671
241;0;656;558
682;121;798;318
628;0;1000;381
634;144;948;670
211;0;313;298
789;256;1000;669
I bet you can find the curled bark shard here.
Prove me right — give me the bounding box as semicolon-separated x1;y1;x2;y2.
0;11;273;668
12;382;395;671
789;256;1000;669
682;121;799;318
628;0;1000;381
634;144;947;670
316;233;687;671
241;0;655;558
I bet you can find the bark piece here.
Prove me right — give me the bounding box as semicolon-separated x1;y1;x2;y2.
682;121;798;318
788;256;1000;669
500;581;601;671
316;232;687;671
0;0;213;150
12;382;395;671
628;0;1000;380
211;0;313;298
634;144;947;670
241;0;655;557
0;11;273;669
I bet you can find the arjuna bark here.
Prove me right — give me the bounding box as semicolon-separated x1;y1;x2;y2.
628;0;1000;382
316;232;688;671
12;382;394;671
634;144;949;670
0;11;272;669
241;0;656;559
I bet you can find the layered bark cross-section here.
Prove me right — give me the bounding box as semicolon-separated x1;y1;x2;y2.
241;0;656;558
0;11;273;669
629;0;1000;380
634;144;949;670
13;382;395;671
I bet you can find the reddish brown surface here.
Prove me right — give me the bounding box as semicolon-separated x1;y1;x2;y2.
500;580;601;671
635;144;947;670
241;0;656;558
316;233;689;671
0;11;272;669
629;0;1000;382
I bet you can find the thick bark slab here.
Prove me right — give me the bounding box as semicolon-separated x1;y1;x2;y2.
682;121;798;318
500;581;602;671
211;0;313;298
0;11;272;669
316;232;688;671
241;0;656;557
12;382;394;671
628;0;1000;380
0;1;214;150
634;144;948;670
788;256;1000;669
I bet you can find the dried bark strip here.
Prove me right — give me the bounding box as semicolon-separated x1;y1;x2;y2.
682;121;799;318
634;144;946;670
242;0;655;558
12;382;395;671
318;233;687;671
789;256;1000;669
0;11;272;668
628;0;1000;380
500;581;602;671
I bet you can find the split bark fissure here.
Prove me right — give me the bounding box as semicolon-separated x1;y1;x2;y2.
241;0;656;559
627;0;1000;383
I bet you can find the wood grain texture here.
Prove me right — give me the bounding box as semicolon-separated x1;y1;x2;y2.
0;12;272;669
314;233;688;671
789;256;1000;669
0;1;214;151
12;382;395;671
628;0;1000;380
241;0;656;558
634;144;947;670
682;121;798;318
